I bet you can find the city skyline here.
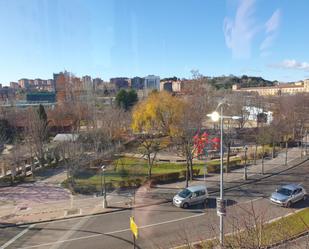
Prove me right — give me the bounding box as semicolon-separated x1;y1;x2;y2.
1;0;309;85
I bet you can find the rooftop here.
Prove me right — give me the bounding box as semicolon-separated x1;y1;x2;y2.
282;183;301;191
187;185;207;192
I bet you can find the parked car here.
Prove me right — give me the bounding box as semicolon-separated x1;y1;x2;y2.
173;185;208;208
270;184;307;207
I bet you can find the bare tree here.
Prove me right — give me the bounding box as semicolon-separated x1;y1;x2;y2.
136;134;162;179
173;94;208;186
26;107;48;168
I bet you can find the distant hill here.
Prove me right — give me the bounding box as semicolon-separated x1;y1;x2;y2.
161;75;277;91
206;75;276;89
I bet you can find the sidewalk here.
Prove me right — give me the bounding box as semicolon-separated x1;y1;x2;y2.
0;147;307;226
156;148;305;189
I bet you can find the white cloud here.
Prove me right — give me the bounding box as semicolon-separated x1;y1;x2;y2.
223;0;258;59
271;59;309;71
260;9;281;56
223;1;281;59
260;34;275;51
265;9;281;34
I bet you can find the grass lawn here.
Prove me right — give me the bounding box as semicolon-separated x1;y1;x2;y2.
74;156;241;190
182;208;309;249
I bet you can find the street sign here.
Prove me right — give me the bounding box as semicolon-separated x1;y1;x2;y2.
216;198;226;216
130;216;138;238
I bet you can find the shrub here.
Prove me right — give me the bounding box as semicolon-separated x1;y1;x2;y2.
181;170;187;178
207;164;220;173
192;169;200;177
117;165;129;177
117;180;127;189
134;178;142;187
73;185;97;195
151;172;181;184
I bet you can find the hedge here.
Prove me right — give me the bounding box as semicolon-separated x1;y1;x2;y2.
73;178;144;194
206;159;241;173
150;168;201;185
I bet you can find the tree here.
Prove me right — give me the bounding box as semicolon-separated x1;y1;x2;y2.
273;93;309;142
132;91;209;186
26;107;49;168
228;92;250;130
172;97;206;186
136;134;162;179
127;90;138;108
0;119;15;146
116;89;138;111
37;104;48;140
132;91;184;135
132;91;185;180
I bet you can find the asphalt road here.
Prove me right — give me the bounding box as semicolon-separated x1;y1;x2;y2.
1;160;309;249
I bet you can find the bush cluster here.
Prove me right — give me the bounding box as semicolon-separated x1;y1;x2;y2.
206;159;241;173
73;178;144;194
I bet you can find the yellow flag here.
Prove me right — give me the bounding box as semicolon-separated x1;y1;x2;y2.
130;216;138;238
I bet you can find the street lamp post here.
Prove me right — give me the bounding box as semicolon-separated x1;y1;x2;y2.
305;129;308;156
243;145;248;180
207;103;240;247
219;105;224;245
101;165;107;209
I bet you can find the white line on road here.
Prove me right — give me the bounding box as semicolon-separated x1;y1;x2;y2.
242;197;264;204
18;213;206;249
49;215;91;249
0;224;35;249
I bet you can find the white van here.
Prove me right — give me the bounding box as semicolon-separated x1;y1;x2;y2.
173;185;208;208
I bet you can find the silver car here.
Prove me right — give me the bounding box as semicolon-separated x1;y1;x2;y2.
270;184;307;207
173;185;208;208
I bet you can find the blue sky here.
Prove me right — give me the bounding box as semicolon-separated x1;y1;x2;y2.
0;0;309;85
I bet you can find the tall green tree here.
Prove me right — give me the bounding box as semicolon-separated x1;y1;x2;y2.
116;89;138;111
37;104;48;141
38;104;47;123
0;119;15;144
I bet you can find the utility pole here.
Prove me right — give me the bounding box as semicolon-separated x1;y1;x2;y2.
285;140;288;166
207;103;241;247
305;129;308;156
243;145;248;180
261;144;265;175
219;104;224;245
101;165;107;208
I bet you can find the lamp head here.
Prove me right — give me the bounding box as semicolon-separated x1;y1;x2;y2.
208;111;220;122
232;116;242;120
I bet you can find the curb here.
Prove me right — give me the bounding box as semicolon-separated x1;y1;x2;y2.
265;230;309;249
0;199;170;229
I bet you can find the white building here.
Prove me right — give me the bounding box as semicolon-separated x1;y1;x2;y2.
244;106;273;125
144;75;160;90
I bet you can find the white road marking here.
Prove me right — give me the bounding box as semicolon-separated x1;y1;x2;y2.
242;197;264;204
0;224;35;249
18;213;205;249
49;215;91;249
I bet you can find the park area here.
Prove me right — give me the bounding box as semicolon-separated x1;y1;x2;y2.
71;155;242;194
